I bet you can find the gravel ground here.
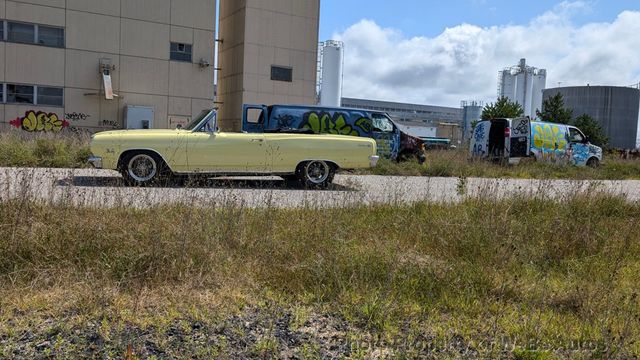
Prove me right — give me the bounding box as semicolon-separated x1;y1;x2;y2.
1;167;640;208
0;306;506;359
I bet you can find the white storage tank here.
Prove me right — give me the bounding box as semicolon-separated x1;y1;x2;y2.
319;40;344;107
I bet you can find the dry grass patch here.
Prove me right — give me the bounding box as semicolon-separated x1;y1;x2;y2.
0;193;639;358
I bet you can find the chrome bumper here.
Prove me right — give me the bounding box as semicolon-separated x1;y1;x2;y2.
88;156;103;169
369;155;380;167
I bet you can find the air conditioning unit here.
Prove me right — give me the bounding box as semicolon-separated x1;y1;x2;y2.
124;106;154;129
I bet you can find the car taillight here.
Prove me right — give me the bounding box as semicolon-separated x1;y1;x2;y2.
504;127;511;137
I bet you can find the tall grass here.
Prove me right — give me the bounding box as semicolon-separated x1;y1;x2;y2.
1;192;638;357
363;149;640;180
0;131;91;168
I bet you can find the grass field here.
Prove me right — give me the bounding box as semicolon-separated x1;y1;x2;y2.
1;191;638;358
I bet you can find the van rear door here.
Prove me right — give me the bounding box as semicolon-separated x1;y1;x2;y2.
470;120;490;159
509;117;530;159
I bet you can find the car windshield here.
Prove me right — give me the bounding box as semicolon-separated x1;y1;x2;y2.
183;109;215;131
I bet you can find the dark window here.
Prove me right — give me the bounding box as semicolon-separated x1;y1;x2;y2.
271;66;293;82
569;128;585;143
7;84;34;104
38;26;64;47
8;22;35;44
37;86;63;106
0;84;4;103
0;21;4;41
170;42;192;62
372;113;395;133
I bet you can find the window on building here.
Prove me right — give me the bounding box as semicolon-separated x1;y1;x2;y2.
38;26;64;47
271;66;293;82
37;86;64;106
0;21;4;41
7;84;34;104
170;42;192;62
8;22;35;44
0;84;4;103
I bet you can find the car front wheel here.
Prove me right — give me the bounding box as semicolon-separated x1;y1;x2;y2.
120;152;168;186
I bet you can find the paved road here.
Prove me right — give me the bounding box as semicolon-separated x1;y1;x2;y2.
1;167;639;208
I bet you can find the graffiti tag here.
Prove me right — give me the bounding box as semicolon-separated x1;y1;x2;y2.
101;119;119;128
65;112;91;121
10;111;69;132
512;119;529;135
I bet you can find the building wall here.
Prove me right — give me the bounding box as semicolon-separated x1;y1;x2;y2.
217;0;320;131
543;86;640;149
0;0;215;133
341;97;463;127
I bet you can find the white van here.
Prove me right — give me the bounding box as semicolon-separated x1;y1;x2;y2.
470;118;603;167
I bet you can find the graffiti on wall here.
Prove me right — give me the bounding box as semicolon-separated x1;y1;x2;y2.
65;112;91;122
9;111;69;132
300;111;372;137
101;119;119;128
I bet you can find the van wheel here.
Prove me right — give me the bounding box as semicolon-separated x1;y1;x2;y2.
587;157;600;168
296;160;335;189
120;151;170;186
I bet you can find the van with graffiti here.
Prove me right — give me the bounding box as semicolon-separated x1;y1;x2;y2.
241;104;426;163
470;117;603;167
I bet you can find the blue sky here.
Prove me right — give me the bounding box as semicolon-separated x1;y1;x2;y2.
319;0;640;40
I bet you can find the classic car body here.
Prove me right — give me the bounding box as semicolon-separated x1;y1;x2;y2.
89;109;379;187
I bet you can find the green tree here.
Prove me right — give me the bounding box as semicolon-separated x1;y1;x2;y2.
481;97;524;120
572;114;609;148
537;93;573;124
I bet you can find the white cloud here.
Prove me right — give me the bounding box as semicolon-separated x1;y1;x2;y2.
332;4;640;107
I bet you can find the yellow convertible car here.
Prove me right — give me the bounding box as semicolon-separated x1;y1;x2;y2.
89;109;379;188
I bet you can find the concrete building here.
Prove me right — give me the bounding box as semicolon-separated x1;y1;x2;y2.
0;0;216;133
543;86;640;149
461;100;483;140
498;58;546;119
341;97;463;127
217;0;320;131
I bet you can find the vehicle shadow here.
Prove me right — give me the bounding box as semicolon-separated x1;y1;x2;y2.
56;176;357;192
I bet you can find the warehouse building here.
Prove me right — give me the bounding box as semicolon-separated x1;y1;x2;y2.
543;86;640;149
341;97;463;127
0;0;216;133
0;0;321;133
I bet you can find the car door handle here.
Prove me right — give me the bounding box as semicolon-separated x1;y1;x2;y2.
251;139;264;142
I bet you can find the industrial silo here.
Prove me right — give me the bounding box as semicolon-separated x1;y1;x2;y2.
542;86;640;149
461;101;483;141
318;40;344;107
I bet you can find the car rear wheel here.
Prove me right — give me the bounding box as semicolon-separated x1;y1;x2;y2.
291;160;335;189
120;152;169;186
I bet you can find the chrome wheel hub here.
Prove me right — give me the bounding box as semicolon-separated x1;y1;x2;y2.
306;161;329;184
128;154;157;182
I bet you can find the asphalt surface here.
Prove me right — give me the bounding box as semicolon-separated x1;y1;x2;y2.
1;167;639;208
